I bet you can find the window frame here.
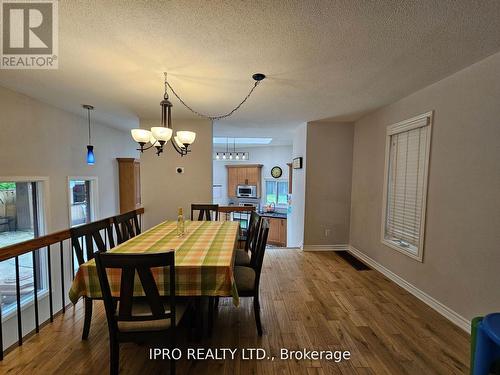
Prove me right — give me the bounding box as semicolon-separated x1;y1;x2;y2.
0;176;49;320
380;111;433;262
264;179;289;207
67;176;99;227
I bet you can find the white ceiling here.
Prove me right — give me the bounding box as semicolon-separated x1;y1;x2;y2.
1;0;500;141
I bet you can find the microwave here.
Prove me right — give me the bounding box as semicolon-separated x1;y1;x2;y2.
236;185;257;198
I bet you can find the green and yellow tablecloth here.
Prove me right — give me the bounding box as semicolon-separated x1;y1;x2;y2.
69;220;240;306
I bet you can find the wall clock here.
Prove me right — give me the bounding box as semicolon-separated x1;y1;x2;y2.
271;166;283;178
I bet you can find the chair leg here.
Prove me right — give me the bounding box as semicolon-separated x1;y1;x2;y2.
214;296;220;310
208;297;214;337
253;295;262;336
110;337;119;375
170;356;176;375
194;298;203;342
82;297;93;340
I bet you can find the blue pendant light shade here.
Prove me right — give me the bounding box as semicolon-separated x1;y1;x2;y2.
83;104;95;165
86;145;95;165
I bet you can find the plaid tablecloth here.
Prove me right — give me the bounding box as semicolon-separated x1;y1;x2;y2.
68;220;240;306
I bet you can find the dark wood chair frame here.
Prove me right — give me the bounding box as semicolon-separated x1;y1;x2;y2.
208;212;262;335
238;219;269;336
244;211;262;267
70;218;115;340
190;204;219;221
95;251;178;375
209;219;269;336
113;210;141;245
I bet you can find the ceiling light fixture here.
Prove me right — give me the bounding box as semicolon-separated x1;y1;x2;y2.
83;104;95;165
131;72;266;157
213;137;249;161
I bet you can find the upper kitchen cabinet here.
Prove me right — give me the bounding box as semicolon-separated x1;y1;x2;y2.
226;164;263;198
117;158;141;213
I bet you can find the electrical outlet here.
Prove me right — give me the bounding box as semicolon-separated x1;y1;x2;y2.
176;167;184;174
324;228;331;237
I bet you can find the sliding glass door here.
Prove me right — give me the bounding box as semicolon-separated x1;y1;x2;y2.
0;180;46;316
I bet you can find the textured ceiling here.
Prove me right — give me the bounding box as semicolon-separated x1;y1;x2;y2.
1;0;500;139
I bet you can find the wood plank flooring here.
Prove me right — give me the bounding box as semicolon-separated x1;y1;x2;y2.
0;249;470;374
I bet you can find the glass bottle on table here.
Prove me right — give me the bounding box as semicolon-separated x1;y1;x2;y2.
177;207;185;236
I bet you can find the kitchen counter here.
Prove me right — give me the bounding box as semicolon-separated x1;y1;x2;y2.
259;212;287;219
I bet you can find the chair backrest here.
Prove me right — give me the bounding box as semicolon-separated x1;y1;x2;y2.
94;251;176;335
191;204;219;221
113;210;141;244
245;211;261;253
70;218;115;265
252;218;269;291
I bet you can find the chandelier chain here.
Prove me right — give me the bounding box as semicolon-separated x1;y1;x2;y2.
165;77;262;121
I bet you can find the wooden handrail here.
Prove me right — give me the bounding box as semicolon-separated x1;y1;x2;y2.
0;207;144;262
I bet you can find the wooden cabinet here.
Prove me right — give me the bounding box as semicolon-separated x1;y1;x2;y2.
226;164;263;197
228;168;238;199
117;158;141;213
246;167;260;186
267;217;287;247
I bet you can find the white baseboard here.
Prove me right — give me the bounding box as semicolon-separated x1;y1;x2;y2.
348;246;470;333
302;244;349;251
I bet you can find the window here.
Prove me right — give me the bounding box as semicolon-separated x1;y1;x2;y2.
68;177;97;227
0;178;47;315
265;180;289;206
382;112;432;261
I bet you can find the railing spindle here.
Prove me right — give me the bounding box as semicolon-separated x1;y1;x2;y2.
47;245;54;322
32;249;39;333
15;256;22;345
71;243;75;279
59;241;65;313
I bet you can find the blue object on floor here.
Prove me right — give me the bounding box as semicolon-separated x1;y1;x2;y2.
473;313;500;375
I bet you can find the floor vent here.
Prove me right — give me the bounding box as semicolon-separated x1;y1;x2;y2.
337;251;371;271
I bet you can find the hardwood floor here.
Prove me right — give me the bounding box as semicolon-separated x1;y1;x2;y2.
0;249;470;374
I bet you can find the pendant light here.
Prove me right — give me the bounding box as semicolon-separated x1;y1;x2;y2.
83;105;95;165
131;73;195;157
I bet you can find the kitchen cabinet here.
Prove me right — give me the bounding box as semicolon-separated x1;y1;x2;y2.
267;217;287;247
226;164;263;197
117;158;141;213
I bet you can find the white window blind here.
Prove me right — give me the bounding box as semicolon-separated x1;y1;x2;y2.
382;113;432;260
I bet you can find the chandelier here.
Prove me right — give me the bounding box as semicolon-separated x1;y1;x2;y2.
131;72;266;157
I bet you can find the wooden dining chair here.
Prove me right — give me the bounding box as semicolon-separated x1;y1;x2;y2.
95;251;186;375
234;211;261;267
191;204;219;221
113;210;141;244
233;219;269;336
70;218;115;339
208;212;263;334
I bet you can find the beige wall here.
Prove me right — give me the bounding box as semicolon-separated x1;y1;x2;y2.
140;119;213;229
350;51;500;320
304;121;353;247
0;85;138;232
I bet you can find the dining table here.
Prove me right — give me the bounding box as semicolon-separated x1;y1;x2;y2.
68;220;240;306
